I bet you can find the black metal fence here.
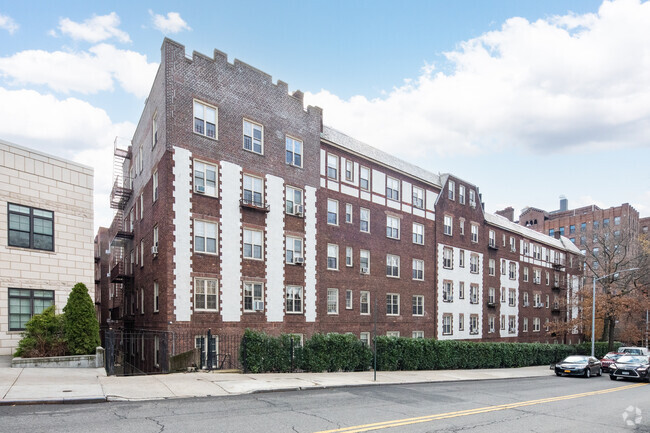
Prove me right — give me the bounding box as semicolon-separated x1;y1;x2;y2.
105;329;242;376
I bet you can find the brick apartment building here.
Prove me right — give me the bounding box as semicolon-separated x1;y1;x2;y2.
97;39;582;369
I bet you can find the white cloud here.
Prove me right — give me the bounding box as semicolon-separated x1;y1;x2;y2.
58;12;130;43
0;44;158;98
305;0;650;158
0;13;18;34
149;10;191;34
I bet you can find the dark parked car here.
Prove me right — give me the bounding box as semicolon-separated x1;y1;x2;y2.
600;352;625;373
609;355;650;382
555;355;601;378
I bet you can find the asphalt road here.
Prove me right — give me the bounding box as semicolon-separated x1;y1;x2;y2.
1;375;648;433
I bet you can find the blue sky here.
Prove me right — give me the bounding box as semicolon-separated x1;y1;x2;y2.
0;0;648;231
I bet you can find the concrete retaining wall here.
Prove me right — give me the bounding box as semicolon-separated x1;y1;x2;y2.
12;347;104;368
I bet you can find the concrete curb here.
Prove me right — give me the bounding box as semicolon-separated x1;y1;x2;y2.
0;396;107;406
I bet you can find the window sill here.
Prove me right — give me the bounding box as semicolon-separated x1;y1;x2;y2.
243;147;264;157
6;246;56;254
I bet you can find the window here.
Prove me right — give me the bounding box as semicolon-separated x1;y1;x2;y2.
360;332;370;345
345;289;353;309
345;160;353;181
533;317;540;332
545;294;550;308
355;248;369;272
386;293;400;315
523;317;528;332
569;225;575;234
8;204;54;251
534;293;542;308
500;287;506;303
386;331;400;337
412;295;424;316
243;282;263;312
327;244;339;270
139;193;144;219
286;236;303;264
285;186;303;215
470;254;479;274
243;119;263;154
500;314;506;330
510;237;516;252
444;215;453;236
581;222;587;232
153;282;159;313
501;259;506;275
194;220;217;254
8;288;54;331
545;271;550;285
488;259;495;276
470;284;478;304
360;208;370;232
327;199;339;225
412;331;424;339
488;230;495;247
459;314;465;331
194;278;218;311
458;282;465;299
459;250;465;267
386;216;400;239
327;154;338;179
243;175;264;207
593;220;599;229
469;190;476;207
152;112;158;147
412;223;424;244
154;336;160;367
471;224;479;243
523;267;529;282
412;259;424;280
614;216;621;225
442;247;453;269
448;180;455;200
386;254;400;277
346;246;353;267
152;170;159;202
459;185;466;204
443;280;453;302
603;218;610;227
488;316;495;333
285;136;302;167
509;262;516;280
509;289;516;307
459;218;465;235
469;315;479;335
488;287;495;304
286;286;303;313
345;204;353;223
193;100;217;139
533;269;541;284
327;288;339;314
360;291;370;315
138;144;144;175
360;166;370;190
153;225;159;251
442;314;452;335
140;239;144;266
243;229;263;259
412;186;424;209
386;177;400;201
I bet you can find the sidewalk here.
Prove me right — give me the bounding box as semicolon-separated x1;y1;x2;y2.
0;356;554;405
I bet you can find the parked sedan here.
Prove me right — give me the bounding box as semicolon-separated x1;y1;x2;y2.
600;352;625;373
555;355;602;378
609;355;650;382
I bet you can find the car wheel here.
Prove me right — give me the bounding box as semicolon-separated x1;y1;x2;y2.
556;372;561;376
610;375;617;381
597;367;602;377
585;368;591;378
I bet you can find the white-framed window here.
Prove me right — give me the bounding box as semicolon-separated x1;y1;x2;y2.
194;161;217;196
360;208;370;233
533;317;540;332
469;189;476;207
386;215;400;239
152;111;158;148
488;287;496;304
345;160;353;181
459;313;465;331
442;314;452;335
523;291;529;307
243;119;263;154
243;282;264;312
346;246;353;267
502;234;506;247
412;223;424;244
470;284;479;304
545;271;550;285
243;229;263;259
345;203;353;224
194;278;218;311
488;316;495;333
459;218;465;235
360;249;370;274
412;186;424;209
470;253;479;274
285;186;303;215
412;331;424;339
509;289;516;307
153;225;159;251
139;193;143;218
488;230;495;247
508;316;516;334
509;262;516;280
386;254;400;277
194;220;217;254
448;180;455;200
443;280;453;302
459;185;465;204
459;250;465;267
327;288;339;314
327;244;339;270
140;240;144;266
360;291;370;315
152;170;159;202
523;267;529;282
129;207;134;231
153;282;160;313
523;317;529;332
386;293;400;316
488;259;495;276
327;153;338;179
501;259;506;275
286;286;303;314
470;315;479;335
360;166;370;190
345;289;353;309
243;174;264;207
412;259;424;280
510;236;516;252
386;331;400;337
458;282;465;299
534;293;542;308
285;136;302;167
360;332;370;346
285;236;303;264
386;177;400;201
412;295;424;316
194;100;217;139
154;335;160;367
500;314;506;330
501;287;506;303
443;247;453;269
327;199;338;225
444;215;453;236
546;294;550;308
533;269;541;284
140;287;144;314
471;224;479;243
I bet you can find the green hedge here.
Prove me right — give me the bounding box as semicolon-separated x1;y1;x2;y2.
574;341;623;359
241;330;582;373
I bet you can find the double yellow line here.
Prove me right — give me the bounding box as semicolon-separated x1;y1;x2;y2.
314;382;647;433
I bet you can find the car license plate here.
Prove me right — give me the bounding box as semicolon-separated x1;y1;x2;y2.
564;370;571;373
622;371;629;375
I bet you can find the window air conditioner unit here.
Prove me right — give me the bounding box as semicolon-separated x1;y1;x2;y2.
360;266;369;274
151;245;158;255
254;301;264;311
293;256;304;265
195;185;205;194
294;204;304;216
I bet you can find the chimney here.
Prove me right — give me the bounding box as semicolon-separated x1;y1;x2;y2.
559;195;568;212
496;207;515;222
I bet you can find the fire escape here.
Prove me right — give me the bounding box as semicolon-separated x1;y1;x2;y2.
108;138;133;327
